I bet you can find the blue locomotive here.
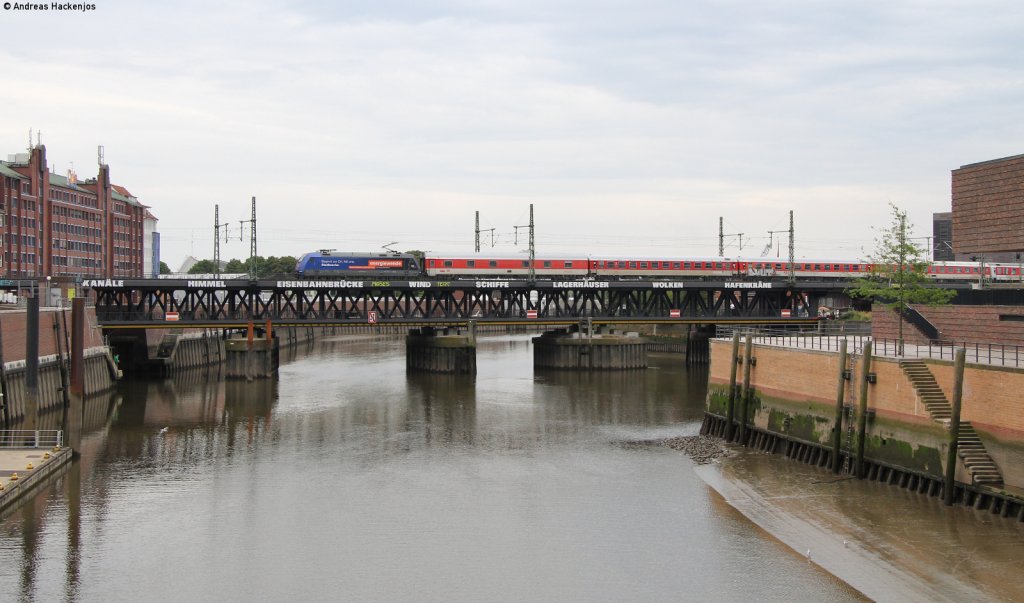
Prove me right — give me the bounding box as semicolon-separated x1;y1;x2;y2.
295;250;422;278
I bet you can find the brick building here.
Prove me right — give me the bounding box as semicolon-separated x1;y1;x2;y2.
951;153;1024;262
932;211;953;261
0;142;156;287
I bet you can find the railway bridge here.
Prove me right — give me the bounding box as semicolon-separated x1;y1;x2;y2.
84;277;855;377
86;277;851;327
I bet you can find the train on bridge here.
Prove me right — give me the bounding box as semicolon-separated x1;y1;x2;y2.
295;250;1020;283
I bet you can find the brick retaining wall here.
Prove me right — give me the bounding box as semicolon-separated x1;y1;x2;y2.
872;304;1024;346
0;307;106;363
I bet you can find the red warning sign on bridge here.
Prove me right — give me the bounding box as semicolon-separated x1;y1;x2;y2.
526;310;538;319
165;312;179;321
367;311;378;324
669;309;681;318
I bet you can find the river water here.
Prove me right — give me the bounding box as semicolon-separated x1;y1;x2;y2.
2;334;868;601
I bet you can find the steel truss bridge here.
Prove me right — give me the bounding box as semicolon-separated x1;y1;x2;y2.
86;277;848;328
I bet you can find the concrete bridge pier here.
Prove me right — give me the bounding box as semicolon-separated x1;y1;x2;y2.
406;323;477;374
532;324;647;370
225;321;280;380
685;325;715;365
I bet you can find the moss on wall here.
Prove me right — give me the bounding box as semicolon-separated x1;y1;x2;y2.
709;384;949;477
706;387;731;416
865;436;943;477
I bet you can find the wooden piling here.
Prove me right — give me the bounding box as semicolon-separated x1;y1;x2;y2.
944;348;966;506
0;323;7;427
725;332;740;441
70;299;85;397
832;339;848;474
855;339;873;479
53;313;70;407
25;295;39;435
739;334;753;446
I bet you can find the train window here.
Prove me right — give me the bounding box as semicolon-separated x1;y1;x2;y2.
467;260;475;268
630;262;637;269
564;261;572;268
522;261;529;268
673;262;680;269
444;260;453;268
833;264;840;271
814;264;821;270
775;263;782;270
543;261;552;268
640;262;648;269
489;260;498;268
683;262;690;269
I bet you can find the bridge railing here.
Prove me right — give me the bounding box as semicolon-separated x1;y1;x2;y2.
0;430;64;449
726;332;1024;368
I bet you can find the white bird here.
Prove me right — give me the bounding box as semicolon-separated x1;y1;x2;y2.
159;427;169;434
843;540;849;548
806;549;812;561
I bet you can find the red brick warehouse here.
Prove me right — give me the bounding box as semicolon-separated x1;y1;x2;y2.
0;140;157;292
952;153;1024;261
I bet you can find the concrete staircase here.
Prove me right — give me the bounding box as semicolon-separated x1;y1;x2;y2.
899;359;1003;487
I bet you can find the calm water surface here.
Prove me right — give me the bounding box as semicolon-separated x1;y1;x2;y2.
1;335;861;602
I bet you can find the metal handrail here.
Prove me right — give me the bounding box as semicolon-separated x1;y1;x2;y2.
0;430;64;448
716;333;1024;368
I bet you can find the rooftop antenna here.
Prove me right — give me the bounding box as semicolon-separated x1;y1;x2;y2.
28;128;33;152
97;145;105;167
37;130;41;147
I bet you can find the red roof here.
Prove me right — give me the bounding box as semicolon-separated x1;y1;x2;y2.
112;184;134;198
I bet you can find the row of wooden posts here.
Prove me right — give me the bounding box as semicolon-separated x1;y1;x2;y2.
723;332;968;506
2;296;91;432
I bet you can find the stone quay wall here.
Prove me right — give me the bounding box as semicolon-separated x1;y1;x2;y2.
707;339;1024;490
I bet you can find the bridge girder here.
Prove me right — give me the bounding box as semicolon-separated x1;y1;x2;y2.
86;277;839;327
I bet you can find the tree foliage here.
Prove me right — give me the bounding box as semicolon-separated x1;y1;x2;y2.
847;203;955;345
159;261;171;275
186;255;299;278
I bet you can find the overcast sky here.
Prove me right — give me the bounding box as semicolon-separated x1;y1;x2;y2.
2;0;1023;268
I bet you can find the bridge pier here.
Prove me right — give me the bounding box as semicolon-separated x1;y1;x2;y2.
225;322;280;379
532;326;647;370
685;325;714;365
406;324;477;374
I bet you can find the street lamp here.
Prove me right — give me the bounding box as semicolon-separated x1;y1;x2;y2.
45;275;51;307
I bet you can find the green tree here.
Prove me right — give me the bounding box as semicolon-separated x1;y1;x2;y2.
188;259;217;274
848;203;955;353
159;261;171;275
405;250;425;265
262;256;298;276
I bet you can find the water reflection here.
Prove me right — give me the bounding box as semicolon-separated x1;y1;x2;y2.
406;373;477;447
1;336;864;602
